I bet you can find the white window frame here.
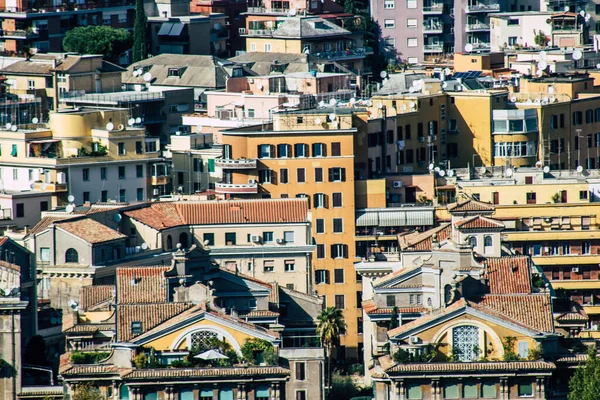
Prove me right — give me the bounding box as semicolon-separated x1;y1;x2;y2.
264;43;272;52
384;19;395;29
384;0;395;9
407;18;418;28
407;37;418;47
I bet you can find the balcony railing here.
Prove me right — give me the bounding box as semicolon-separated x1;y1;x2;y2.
247;6;298;14
0;0;135;14
151;176;170;186
246;28;275;36
0;29;39;38
424;44;444;52
423;22;444;32
214;158;257;169
313;47;373;60
470;42;491;49
466;23;490;31
422;3;443;13
465;3;500;12
215;182;258;194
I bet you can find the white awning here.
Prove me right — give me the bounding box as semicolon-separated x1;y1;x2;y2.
405;210;434;226
356;210;378;227
356;209;434;227
379;210;407;227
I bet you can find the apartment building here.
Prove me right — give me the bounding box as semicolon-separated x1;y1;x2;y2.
219;109;361;359
0;0;135;55
191;0;247;54
122;199;315;293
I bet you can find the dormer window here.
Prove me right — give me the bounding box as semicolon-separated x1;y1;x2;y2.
131;321;142;334
168;68;183;78
232;67;243;78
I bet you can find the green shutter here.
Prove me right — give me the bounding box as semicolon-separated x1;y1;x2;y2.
518;382;533;397
10;144;17;157
219;387;234;400
482;382;497;398
180;389;194;400
463;383;478;399
443;383;459;399
255;386;270;397
407;384;422;400
119;385;129;400
144;393;157;400
208;158;215;172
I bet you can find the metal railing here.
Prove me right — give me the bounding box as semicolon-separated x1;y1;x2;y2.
466;3;500;11
467;23;490;30
423;3;444;12
423;22;444;31
424;44;444;51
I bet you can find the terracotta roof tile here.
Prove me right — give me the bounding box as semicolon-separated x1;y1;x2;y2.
388;283;434;289
365;306;427;315
123;366;290;379
386;361;555;374
29;215;77;236
0;237;8;246
554;354;588;363
447;199;495;213
118;303;193;342
388;299;467;337
556;311;589;322
60;365;122;376
475;294;554;333
0;260;20;272
484;256;532;294
401;224;452;252
116;266;171;304
240;310;280;318
56;218;127;244
124;199;309;231
64;324;115;334
269;282;280;303
80;285;114;310
455;215;504;230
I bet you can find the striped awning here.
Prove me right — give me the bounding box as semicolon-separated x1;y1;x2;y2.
356;208;434;227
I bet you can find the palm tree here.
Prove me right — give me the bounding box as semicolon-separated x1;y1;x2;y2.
317;307;347;392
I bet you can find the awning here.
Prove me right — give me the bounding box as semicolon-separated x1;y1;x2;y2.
405;210;434;226
356;210;378;227
158;23;174;36
29;139;60;144
379;210;406;227
169;23;184;36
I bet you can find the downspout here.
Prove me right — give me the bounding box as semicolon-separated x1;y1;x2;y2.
11;311;16;400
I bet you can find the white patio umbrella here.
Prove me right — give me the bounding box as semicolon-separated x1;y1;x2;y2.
194;349;229;360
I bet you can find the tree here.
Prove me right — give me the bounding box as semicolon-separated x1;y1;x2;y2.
569;345;600;400
388;306;399;330
132;0;147;62
63;26;132;62
317;307;347;392
72;383;103;400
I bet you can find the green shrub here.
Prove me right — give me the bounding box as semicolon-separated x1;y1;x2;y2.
70;351;109;364
241;338;276;365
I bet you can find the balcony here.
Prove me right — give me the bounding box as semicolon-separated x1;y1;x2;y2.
0;0;135;15
246;29;275;36
465;3;500;13
32;182;68;192
214;158;257;169
422;3;443;13
0;29;39;38
246;6;298;14
470;42;491;50
466;23;490;32
151;176;170;186
423;22;444;34
313;47;373;60
424;44;444;52
215;182;258;194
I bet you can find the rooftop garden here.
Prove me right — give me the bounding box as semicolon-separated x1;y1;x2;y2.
70;351;110;364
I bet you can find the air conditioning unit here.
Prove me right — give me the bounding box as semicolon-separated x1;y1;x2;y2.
419;137;425;142
409;336;420;344
57;172;66;184
251;235;261;243
248;179;256;184
393;181;403;188
238;28;246;34
276;238;285;244
153;188;159;196
572;267;579;273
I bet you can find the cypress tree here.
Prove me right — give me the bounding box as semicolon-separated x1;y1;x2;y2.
132;0;147;62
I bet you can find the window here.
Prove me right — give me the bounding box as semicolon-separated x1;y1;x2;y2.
333;218;343;233
331;142;341;156
285;260;295;272
452;325;479;361
384;38;395;47
518;381;533;397
225;232;236;245
135;165;144;178
334;269;344;283
563;242;571;255
409;294;422;304
284;231;294;243
11;144;17;157
406;0;417;8
100;167;107;180
258;169;272;184
263;260;274;272
82;168;90;181
582;216;591;230
312;143;326;157
263;231;274;243
386;295;395;307
328;167;346;182
384;19;395;28
334;294;345;309
463;383;478;399
279;168;288;184
258;144;274;158
294;143;308;157
119;189;126;202
518;341;529;359
101;190;108;202
14;202;24;218
297;168;306;183
247;109;255;118
526;192;536;204
583;241;591;254
295;391;306;400
118;142;126;155
580;190;589;200
407;37;418;47
204;233;214;245
316;218;325;233
135;141;143;154
315;269;328;283
40;247;50;262
407;18;418;28
27;80;35;90
384;0;394;8
250;43;257;52
332;192;342;207
264;43;272;52
314;193;326;208
317;244;325;259
484;235;493;254
331;243;348;258
315;168;324;182
131;321;142;334
482;382;496;398
136;188;144;201
277;144;290;158
40;201;49;212
118;166;126;179
407;384;422;400
295;362;306;380
65;248;79;263
443;382;459;399
83;191;90;202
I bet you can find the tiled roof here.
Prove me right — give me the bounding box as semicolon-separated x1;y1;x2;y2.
80;285;114;310
64;323;115;334
56;218;127;244
124;199;309;231
240;310;280;318
116;266;171;304
0;237;8;246
475;294;554;333
123;366;290;380
206;310;280;339
118;303;193;342
484;256;532;294
29;215;77;236
386;361;555;374
554;354;588;363
365;306;427;315
269;282;280;303
455;215;504;230
401;224;452;252
447;199;495;213
0;260;20;272
60;365;122;376
388;299;467;337
388;283;434;289
556;311;589;322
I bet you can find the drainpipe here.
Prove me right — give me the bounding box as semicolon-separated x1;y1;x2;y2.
52;59;59;112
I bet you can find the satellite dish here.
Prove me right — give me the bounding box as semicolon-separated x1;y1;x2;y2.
542;96;549;103
40;183;47;191
479;166;487;174
135;117;142;124
409;101;416;109
444;67;451;75
350;98;356;105
572;50;583;60
257;83;263;90
541;100;549;105
434;167;441;172
536;161;543;168
564;5;570;11
577;165;584;173
329;113;337;121
536;70;543;77
547;41;553;47
543;166;550;173
579;10;585;16
66;204;74;213
67;195;75;203
29;182;35;190
465;43;474;53
329;98;337;106
141;243;149;250
377;102;383;109
586;13;591;19
505;168;513;177
448;169;455;177
380;70;388;79
106;122;114;131
10;125;17;132
5;123;11;130
318;101;325;108
400;104;407;112
538;60;548;70
539;51;547;60
32;117;39;124
439;170;446;177
143;72;152;82
428;163;435;171
442;81;448;88
315;117;322;125
332;121;339;128
128;118;135;126
113;213;122;222
534;97;541;103
510;96;517;102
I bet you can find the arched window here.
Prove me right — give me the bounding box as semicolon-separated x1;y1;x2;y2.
484;235;493;254
444;284;453;305
65;248;78;263
166;235;173;250
484;235;493;246
189;330;218;350
179;232;188;248
468;236;477;248
452;325;480;362
119;385;130;400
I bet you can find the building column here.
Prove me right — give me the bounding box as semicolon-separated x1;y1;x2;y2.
237;383;247;400
165;385;174;400
500;378;509;400
431;379;440;400
536;377;546;399
275;382;281;400
111;381;119;400
270;383;276;400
